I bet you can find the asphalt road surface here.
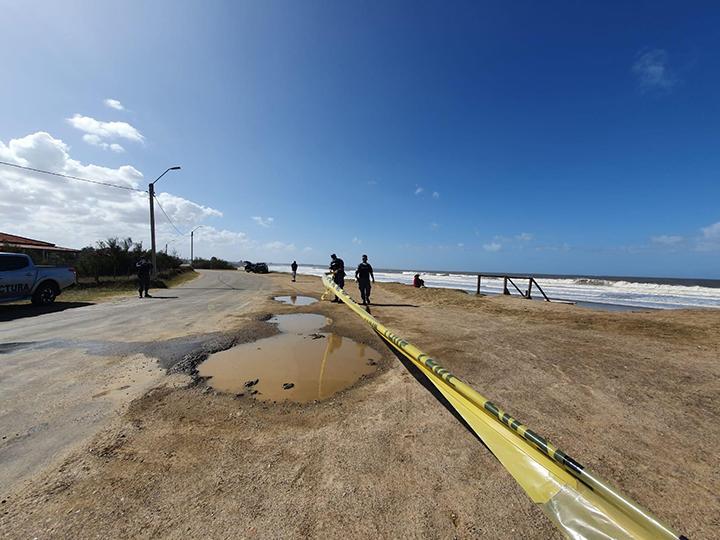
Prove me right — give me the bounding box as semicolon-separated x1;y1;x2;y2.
0;270;272;495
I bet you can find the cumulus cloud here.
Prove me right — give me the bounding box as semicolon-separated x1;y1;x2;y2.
352;237;362;245
697;221;720;251
632;49;677;92
651;234;684;245
252;216;274;227
67;114;144;151
483;242;502;252
432;191;439;199
516;232;533;241
104;98;125;111
414;186;424;195
83;134;125;153
0;131;229;255
264;241;295;251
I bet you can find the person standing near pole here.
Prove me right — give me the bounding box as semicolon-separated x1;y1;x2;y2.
355;254;375;305
328;253;345;303
136;257;153;298
291;260;298;282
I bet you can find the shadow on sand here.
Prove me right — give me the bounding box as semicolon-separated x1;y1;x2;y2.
0;302;94;323
384;341;491;453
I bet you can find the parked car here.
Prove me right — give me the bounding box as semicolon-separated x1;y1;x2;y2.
244;261;269;274
0;253;77;305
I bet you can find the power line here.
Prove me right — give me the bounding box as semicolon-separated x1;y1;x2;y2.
0;160;147;193
153;195;186;236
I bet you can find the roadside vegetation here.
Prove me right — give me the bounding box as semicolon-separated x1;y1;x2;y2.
190;256;236;270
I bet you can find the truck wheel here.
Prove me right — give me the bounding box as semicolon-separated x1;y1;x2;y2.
32;282;58;306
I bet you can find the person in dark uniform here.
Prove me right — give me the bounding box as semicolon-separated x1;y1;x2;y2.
136;258;153;298
291;260;298;282
355;254;375;305
329;253;345;302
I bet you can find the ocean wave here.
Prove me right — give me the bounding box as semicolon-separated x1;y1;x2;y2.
268;265;720;310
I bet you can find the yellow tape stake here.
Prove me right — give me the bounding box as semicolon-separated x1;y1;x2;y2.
322;276;687;540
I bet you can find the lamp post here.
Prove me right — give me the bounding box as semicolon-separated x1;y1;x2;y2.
148;166;181;277
190;226;202;267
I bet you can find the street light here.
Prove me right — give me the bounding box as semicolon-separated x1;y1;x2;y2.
190;226;202;267
148;166;181;277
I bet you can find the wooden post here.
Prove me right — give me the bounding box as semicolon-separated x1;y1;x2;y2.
476;275;481;295
527;277;533;299
503;277;510;295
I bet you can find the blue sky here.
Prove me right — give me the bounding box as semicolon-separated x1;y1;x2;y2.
1;1;719;277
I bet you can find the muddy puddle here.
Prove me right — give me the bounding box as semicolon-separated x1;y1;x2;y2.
198;314;380;403
273;295;318;306
269;313;329;334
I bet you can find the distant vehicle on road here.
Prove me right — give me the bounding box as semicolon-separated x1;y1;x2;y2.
244;261;269;274
0;252;77;306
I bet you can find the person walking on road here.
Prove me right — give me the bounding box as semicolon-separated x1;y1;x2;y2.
328;253;345;302
355;254;375;305
291;260;298;282
136;258;153;298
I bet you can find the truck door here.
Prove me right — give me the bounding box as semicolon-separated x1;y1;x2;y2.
0;255;35;301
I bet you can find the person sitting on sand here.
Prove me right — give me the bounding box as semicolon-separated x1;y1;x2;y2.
413;274;425;288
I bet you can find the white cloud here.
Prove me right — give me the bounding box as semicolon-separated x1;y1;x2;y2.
697;221;720;251
83;134;126;153
516;232;533;241
632;49;677;92
651;234;684;245
414;186;424;195
352;237;362;244
0;131;234;257
457;243;464;248
67;114;144;150
432;191;439;199
104;98;125;111
701;222;720;239
483;242;502;252
303;246;313;252
264;241;295;251
251;216;274;227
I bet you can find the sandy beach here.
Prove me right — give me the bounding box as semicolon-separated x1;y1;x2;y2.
2;271;719;539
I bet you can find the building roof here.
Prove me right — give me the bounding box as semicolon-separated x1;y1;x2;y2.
0;232;79;253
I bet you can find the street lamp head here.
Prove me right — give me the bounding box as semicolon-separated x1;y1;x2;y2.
169;166;181;170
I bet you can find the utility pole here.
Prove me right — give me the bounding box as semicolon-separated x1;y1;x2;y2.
148;166;181;277
190;226;202;267
148;182;157;276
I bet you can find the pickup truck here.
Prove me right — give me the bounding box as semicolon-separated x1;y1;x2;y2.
0;252;77;306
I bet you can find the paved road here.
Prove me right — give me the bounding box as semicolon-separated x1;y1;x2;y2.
0;270;272;494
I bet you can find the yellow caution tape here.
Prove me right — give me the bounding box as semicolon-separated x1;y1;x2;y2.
322;276;687;540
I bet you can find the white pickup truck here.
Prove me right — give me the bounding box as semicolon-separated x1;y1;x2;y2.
0;252;77;306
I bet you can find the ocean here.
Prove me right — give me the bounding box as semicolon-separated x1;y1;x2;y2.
269;264;720;310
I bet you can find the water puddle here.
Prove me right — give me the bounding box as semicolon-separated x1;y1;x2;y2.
198;314;380;403
269;313;329;334
273;295;318;306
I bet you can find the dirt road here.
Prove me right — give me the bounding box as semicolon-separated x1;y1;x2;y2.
2;271;719;539
0;270;272;493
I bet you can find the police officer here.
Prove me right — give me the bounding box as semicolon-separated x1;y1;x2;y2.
329;253;345;302
355;254;375;305
136;258;153;298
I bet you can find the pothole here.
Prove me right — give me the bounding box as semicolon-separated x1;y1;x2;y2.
269;313;329;333
198;314;380;403
273;295;318;306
